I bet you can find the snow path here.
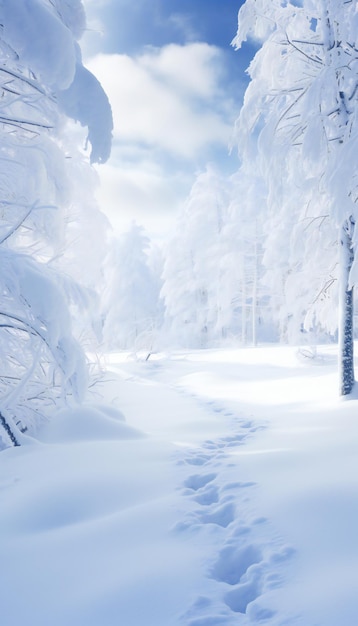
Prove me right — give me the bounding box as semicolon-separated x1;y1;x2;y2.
1;345;357;625
105;354;300;625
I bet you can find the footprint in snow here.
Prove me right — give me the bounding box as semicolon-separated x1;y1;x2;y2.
197;501;236;528
180;595;235;626
210;543;263;586
221;434;245;443
193;484;220;506
175;398;296;623
184;468;244;511
202;440;226;450
184;473;217;490
177;457;296;624
202;436;245;451
224;564;263;614
185;454;212;466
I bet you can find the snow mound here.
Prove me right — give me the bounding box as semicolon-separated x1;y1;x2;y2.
89;403;126;422
38;405;144;443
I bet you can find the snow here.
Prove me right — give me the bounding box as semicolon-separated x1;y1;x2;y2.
1;344;358;625
0;1;113;165
1;0;77;89
38;404;143;444
57;62;113;164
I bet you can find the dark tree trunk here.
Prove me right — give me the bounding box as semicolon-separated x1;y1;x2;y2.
339;218;355;396
0;412;20;447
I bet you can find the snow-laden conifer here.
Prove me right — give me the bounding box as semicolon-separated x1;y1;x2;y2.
102;223;163;354
234;0;358;394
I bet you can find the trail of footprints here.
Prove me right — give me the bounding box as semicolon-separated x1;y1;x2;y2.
174;398;297;625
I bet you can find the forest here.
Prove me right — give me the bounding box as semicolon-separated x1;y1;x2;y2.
0;2;357;626
0;0;357;447
104;0;358;397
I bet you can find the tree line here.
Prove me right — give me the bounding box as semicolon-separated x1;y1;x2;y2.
104;0;358;397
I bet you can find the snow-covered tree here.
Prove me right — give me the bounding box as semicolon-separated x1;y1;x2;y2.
222;166;273;345
0;0;113;446
233;0;358;394
162;163;275;348
102;223;163;353
161;165;232;347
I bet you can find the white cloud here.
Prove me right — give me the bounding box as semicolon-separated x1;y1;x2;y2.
86;43;233;160
93;153;190;239
167;13;199;43
140;42;222;98
85;42;237;237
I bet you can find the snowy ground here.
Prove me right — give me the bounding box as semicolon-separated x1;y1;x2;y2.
1;344;358;625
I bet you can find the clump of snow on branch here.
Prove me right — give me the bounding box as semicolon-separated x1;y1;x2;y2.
0;0;113;445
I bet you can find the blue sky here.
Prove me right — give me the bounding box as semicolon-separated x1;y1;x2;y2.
82;0;252;238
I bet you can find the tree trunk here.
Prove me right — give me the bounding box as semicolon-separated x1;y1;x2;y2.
241;268;247;345
0;412;20;447
252;224;258;346
338;219;355;396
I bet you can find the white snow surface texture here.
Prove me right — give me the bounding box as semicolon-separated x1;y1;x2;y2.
0;345;357;625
